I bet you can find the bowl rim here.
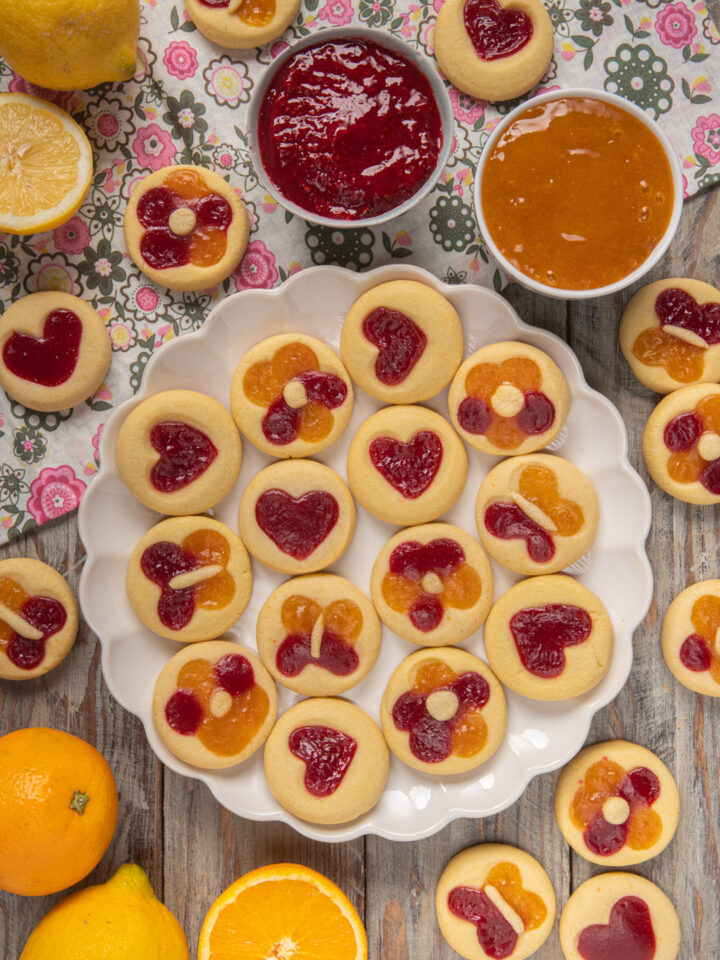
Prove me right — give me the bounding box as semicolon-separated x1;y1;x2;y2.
473;87;684;300
247;25;454;230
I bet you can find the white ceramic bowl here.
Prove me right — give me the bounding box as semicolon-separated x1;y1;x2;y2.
473;88;684;300
247;27;453;229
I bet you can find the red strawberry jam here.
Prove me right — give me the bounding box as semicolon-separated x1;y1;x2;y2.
515;392;555;434
584;766;660;857
679;632;712;671
458;396;493;435
149;421;218;493
277;631;359;677
141;541;199;631
509;604;592;678
389;538;466;632
288;725;357;797
484;501;555;563
261;370;348;446
369;431;443;499
4;596;67;670
663;412;701;451
463;0;533;62
448;886;517;960
137;184;233;271
656;287;720;345
577;896;656;960
3;309;82;387
255;489;339;559
362;308;428;386
214;652;255;697
165;689;204;735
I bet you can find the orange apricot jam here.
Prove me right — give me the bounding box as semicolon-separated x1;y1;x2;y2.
632;328;704;383
481;97;674;290
517;464;584;536
236;0;275;25
0;576;27;649
182;529;235;610
484;862;547;930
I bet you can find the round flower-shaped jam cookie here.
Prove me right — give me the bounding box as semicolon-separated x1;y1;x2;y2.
661;579;720;697
560;872;680;960
642;382;720;504
263;697;389;825
371;523;493;648
434;0;554;102
238;460;356;575
0;558;78;680
436;844;556;960
484;575;612;701
124;165;249;292
381;647;506;775
153;640;276;770
347;405;467;526
340;280;463;404
0;292;111;413
230;334;353;458
116;389;242;516
554;740;680;867
126;516;252;643
620;278;720;393
448;342;570;456
475;454;599;576
256;574;381;695
185;0;300;49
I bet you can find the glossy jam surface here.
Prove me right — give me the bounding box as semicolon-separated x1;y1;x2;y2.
0;576;66;670
369;431;443;499
663;395;720;494
362;308;427;386
632;288;720;382
577;896;656;960
258;38;443;220
255;489;339;559
510;604;592;678
3;309;82;387
198;0;275;23
484;502;555;563
482;98;674;290
288;725;357;797
276;594;361;677
149;421;218;493
463;0;532;62
678;593;720;683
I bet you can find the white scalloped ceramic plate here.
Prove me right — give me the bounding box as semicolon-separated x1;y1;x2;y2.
79;265;653;842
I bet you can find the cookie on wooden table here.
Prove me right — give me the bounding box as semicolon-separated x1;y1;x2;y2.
661;579;720;697
185;0;301;50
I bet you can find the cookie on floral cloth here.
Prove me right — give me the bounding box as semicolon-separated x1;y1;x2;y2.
661;579;720;697
0;292;110;413
554;740;680;867
0;558;78;681
436;843;556;960
185;0;301;50
124;165;249;292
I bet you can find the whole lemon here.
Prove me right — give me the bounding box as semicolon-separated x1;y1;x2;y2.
20;863;190;960
0;0;140;91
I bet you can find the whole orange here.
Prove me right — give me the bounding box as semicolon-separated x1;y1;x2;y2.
0;727;118;896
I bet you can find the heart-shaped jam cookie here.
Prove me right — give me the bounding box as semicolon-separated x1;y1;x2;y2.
510;604;592;678
288;725;357;797
362;307;427;386
255;489;339;560
150;421;219;493
2;308;81;387
369;431;443;499
463;0;533;62
577;896;655;960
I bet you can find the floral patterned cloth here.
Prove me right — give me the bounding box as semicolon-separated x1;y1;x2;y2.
0;0;718;543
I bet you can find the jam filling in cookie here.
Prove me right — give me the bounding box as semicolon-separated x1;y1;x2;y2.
0;577;66;671
509;604;592;678
149;421;218;493
678;592;720;682
276;594;361;678
198;0;275;25
2;308;82;386
576;896;655;960
255;489;339;559
362;308;427;386
288;725;358;797
463;0;533;62
662;394;720;494
369;431;443;499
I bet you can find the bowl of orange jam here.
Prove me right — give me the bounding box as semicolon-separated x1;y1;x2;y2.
475;89;683;299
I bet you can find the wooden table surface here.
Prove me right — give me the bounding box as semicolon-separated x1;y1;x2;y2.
1;184;719;960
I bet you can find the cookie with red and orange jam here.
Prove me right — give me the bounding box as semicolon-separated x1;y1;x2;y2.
185;0;300;49
448;342;570;456
126;516;252;643
380;647;506;775
436;844;556;960
661;579;720;697
554;740;680;867
642;382;720;504
230;334;353;458
370;523;493;648
0;558;78;681
153;640;277;770
620;278;720;394
124;165;249;291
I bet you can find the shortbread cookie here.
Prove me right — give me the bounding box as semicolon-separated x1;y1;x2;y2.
230;334;353;458
126;516;252;642
0;292;110;412
484;575;612;700
263;697;389;824
238;459;356;575
620;278;720;393
125;165;249;291
436;844;556;960
642;382;720;504
559;872;681;960
340;280;463;404
0;558;78;681
381;647;506;775
554;740;680;866
116;389;242;516
371;523;493;647
661;579;720;697
475;454;599;576
153;640;276;770
449;342;570;456
256;574;382;695
185;0;300;49
434;0;554;102
347;405;467;525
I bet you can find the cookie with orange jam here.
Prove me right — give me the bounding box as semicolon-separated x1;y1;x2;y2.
642;382;720;504
127;516;252;643
661;579;720;697
153;640;276;769
436;843;556;960
448;342;570;456
370;523;493;647
381;647;506;775
230;334;353;458
185;0;301;49
554;740;680;867
475;454;599;576
620;278;720;393
124;165;249;291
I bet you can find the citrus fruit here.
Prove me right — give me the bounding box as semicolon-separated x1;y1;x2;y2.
0;94;93;236
0;727;118;896
20;863;190;960
198;863;367;960
0;0;140;91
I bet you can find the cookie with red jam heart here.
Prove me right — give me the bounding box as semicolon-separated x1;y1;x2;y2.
185;0;301;50
436;843;556;960
661;579;720;697
263;697;389;824
559;872;680;960
0;292;111;413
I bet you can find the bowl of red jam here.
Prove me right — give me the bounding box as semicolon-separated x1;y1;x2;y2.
474;89;683;299
249;29;453;227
